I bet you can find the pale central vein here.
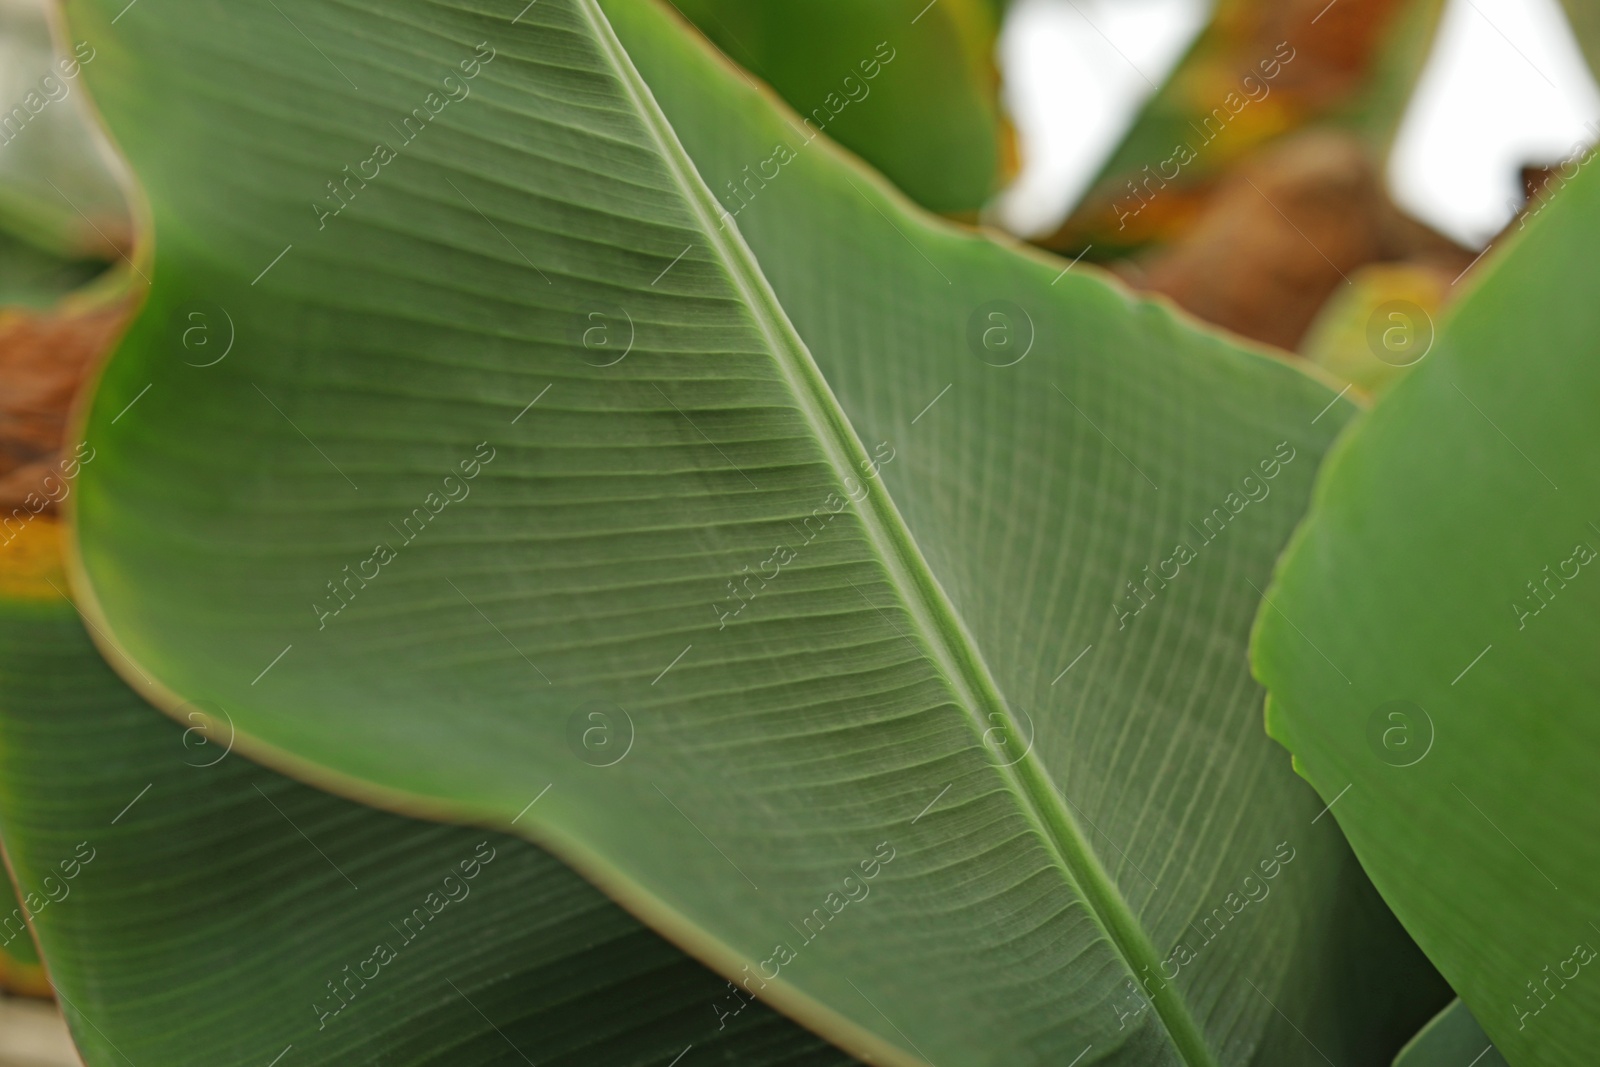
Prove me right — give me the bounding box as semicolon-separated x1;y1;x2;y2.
579;3;1218;1064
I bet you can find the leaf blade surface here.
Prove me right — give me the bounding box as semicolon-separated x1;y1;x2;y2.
66;1;1442;1063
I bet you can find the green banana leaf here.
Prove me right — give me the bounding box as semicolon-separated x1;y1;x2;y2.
1392;1000;1508;1067
1252;140;1600;1064
0;527;856;1066
667;0;1005;215
62;0;1444;1063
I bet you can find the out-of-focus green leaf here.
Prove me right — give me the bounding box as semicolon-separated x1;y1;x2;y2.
666;0;1007;214
61;0;1444;1062
1392;1000;1508;1067
1045;0;1445;257
0;522;857;1067
1299;261;1453;396
1252;147;1600;1067
1556;1;1600;80
0;229;106;309
0;0;128;261
0;880;49;997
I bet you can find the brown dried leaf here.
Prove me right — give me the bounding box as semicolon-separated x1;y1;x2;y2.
1042;0;1444;258
0;296;130;514
1116;131;1472;350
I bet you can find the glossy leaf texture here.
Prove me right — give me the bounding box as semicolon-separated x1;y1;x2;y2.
65;0;1444;1063
1392;1000;1507;1067
0;521;857;1067
1252;145;1600;1064
668;0;1007;215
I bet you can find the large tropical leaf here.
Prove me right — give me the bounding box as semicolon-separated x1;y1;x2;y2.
0;520;855;1066
62;0;1444;1063
1252;146;1600;1064
1392;1000;1507;1067
667;0;1008;215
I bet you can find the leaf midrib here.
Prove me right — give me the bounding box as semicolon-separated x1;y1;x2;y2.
583;2;1220;1064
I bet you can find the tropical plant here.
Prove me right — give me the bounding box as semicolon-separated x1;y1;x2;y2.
0;0;1592;1065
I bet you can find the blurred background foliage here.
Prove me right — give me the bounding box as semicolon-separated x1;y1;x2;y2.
670;0;1014;214
0;0;126;307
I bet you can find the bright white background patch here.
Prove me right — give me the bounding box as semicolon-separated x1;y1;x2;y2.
996;0;1600;246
